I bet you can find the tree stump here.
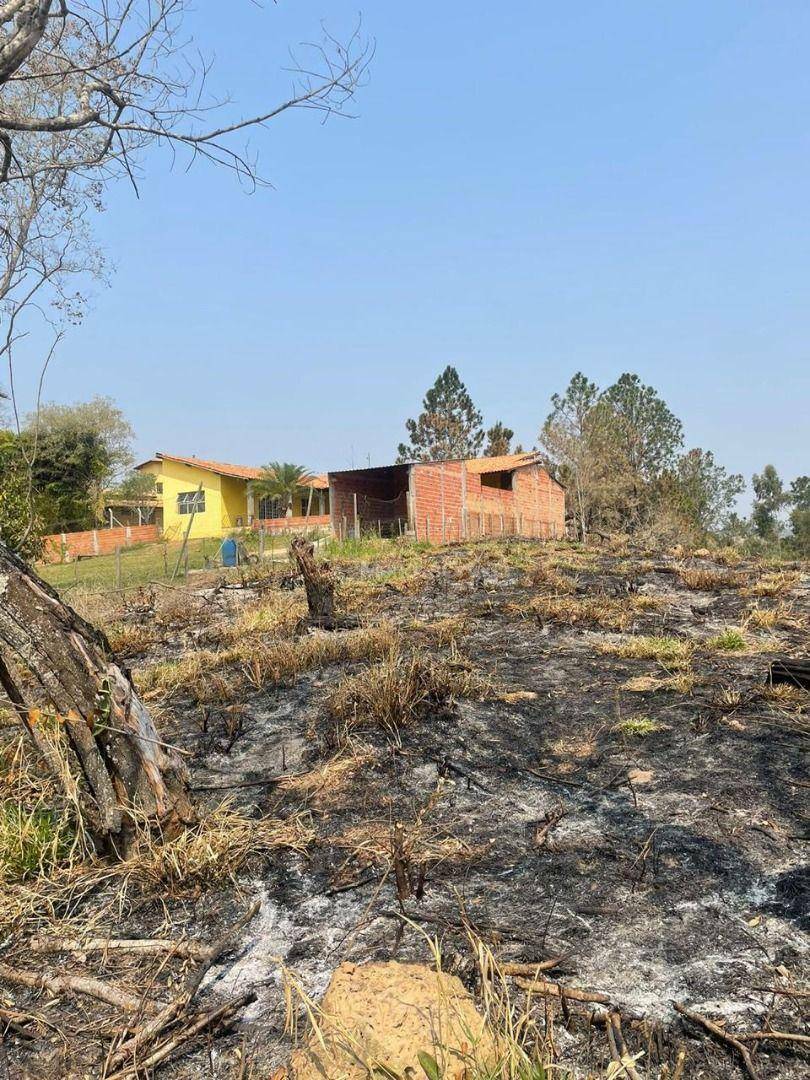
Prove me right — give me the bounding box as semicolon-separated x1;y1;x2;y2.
0;543;194;849
290;537;338;627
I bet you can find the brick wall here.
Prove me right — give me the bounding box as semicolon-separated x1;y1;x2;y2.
41;524;160;562
251;514;330;534
412;462;565;542
329;467;410;537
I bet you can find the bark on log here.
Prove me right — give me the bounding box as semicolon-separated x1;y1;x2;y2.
0;543;194;846
290;537;342;628
767;659;810;690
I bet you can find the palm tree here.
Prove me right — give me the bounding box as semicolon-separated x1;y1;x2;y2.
251;462;313;518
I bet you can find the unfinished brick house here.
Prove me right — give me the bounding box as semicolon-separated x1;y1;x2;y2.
328;453;565;543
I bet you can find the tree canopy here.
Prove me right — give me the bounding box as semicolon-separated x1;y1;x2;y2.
397;366;484;462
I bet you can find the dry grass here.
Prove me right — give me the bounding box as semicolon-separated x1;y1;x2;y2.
0;800;311;936
678;566;745;591
600;634;694;666
529;561;579;593
105;622;158;657
122;802;313;889
327;648;492;744
518;592;658;631
747;571;803;597
408;615;469;647
137;622;398;703
621;670;696;694
744;602;795;630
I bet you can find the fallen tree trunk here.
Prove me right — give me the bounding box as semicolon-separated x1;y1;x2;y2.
767;658;810;690
0;543;194;848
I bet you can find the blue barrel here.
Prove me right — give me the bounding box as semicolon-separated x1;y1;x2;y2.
220;538;238;567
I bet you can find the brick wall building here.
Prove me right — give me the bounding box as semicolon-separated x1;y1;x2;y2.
329;453;565;542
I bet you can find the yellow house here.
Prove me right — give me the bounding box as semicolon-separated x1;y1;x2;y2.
135;453;329;539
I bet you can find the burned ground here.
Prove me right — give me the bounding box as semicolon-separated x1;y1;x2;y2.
1;539;807;1078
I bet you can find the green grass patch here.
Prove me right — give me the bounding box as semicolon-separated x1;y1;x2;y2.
614;715;661;737
705;627;748;652
0;802;75;882
37;533;291;591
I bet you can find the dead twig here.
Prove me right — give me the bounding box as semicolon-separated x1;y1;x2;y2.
30;936;210;961
105;901;260;1071
104;991;255;1079
736;1031;810;1046
0;962;161;1016
606;1012;643;1080
673;1002;761;1080
499;959;567;976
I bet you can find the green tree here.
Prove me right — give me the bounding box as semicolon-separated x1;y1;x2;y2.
111;471;157;500
751;464;788;539
0;430;42;558
251;462;313;517
19;396;135;531
397;366;484;462
484;422;514;457
539;372;601;539
788;475;810;555
595;373;684;528
669;449;744;534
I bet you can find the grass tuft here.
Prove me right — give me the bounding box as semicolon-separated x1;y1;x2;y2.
705;627;748;652
613;715;661;737
601;635;693;665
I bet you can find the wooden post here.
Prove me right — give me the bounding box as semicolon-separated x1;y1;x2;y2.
500;513;504;536
171;482;203;582
184;547;189;579
259;526;265;559
441;511;446;544
162;544;169;577
115;546;122;590
353;493;359;539
341;515;347;543
426;514;431;543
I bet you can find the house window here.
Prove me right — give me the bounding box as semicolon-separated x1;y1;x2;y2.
481;470;514;491
155;482;163;494
177;490;205;515
258;496;284;519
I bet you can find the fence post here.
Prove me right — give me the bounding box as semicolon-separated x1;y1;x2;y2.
441;511;446;544
92;529;100;556
163;543;169;577
500;513;504;535
115;545;122;590
426;514;431;543
184;547;189;579
259;526;265;559
353;494;359;539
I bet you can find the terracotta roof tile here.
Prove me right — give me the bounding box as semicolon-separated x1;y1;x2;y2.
137;454;329;488
464;452;541;474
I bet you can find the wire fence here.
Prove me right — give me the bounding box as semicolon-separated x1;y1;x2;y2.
38;527;329;594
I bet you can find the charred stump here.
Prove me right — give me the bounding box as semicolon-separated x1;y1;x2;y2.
290;537;357;630
0;543;195;849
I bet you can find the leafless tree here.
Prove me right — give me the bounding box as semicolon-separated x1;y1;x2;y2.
0;2;371;848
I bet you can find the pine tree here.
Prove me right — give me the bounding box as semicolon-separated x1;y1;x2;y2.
397;366;484;462
484;422;514;457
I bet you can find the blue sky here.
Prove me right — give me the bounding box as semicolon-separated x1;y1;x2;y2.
15;2;810;494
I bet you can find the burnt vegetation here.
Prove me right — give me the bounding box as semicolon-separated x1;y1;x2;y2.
0;536;808;1078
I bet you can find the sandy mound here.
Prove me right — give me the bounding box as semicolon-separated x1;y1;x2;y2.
289;960;496;1079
